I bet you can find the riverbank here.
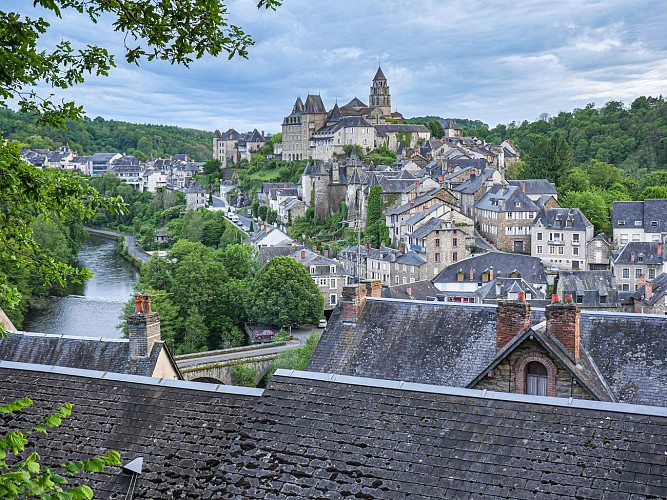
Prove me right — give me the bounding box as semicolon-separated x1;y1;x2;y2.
84;226;151;268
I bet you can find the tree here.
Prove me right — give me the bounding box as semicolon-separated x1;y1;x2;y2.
365;186;389;247
1;0;281;127
521;133;574;186
203;159;222;177
561;189;611;235
181;210;204;242
0;398;120;498
247;257;324;326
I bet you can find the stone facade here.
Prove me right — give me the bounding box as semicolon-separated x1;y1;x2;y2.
369;67;391;116
281;95;327;161
406;219;474;279
586;234;612;270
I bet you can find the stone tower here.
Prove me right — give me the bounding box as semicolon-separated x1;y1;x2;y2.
369;66;391;117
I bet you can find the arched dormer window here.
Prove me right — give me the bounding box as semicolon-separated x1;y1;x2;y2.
526;362;548;396
481;271;489;282
457;271;464;282
510;270;520;278
514;352;558;397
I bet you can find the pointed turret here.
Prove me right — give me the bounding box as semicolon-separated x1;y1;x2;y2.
327;102;342;123
373;66;387;82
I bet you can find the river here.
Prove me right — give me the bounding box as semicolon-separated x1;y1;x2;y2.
22;235;139;338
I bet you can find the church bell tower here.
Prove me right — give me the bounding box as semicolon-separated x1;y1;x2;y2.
369;66;391;117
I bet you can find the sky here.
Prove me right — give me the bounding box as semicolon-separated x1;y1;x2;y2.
14;0;667;133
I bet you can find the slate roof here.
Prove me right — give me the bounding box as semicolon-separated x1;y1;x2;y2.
475;277;545;302
0;332;173;377
557;271;620;307
534;207;592;231
374;124;430;137
186;181;205;194
372;65;386;81
345;97;367;108
614;241;664;265
304;94;326;114
310;297;667;407
508;179;558;195
381;280;438;300
450;167;496;194
475;184;539;212
434;251;548;285
210;369;667;499
632;272;667;305
256;244;296;265
613;199;667;233
406;217;458;240
0;363;260;499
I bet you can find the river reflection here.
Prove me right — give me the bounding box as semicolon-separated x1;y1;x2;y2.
22;235;138;338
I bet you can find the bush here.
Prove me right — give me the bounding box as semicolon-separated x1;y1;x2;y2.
231;363;258;386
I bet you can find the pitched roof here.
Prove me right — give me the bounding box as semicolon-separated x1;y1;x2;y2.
613;199;667;233
434;251;548;285
557;271;620;307
614;241;664;265
0;332;172;377
309;298;667;407
381;279;438;300
475;184;539;212
508;179;558;195
632;271;667;305
344;97;367;108
372;65;386;81
186;181;205;193
534;207;592;231
0;363;260;499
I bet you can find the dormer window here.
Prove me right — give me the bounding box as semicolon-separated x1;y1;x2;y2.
310;266;316;274
651;221;658;227
510;270;520;278
618;220;626;226
481;271;489;282
634;221;642;227
515;201;521;208
457;271;465;282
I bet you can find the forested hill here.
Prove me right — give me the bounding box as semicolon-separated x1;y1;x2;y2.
0;108;213;161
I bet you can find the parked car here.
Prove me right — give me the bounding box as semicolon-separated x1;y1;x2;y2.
255;329;275;343
318;319;327;328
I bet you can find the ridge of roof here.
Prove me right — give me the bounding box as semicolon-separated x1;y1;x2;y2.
0;360;264;396
275;369;667;417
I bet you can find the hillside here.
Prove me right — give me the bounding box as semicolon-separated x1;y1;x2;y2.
0;108;213;161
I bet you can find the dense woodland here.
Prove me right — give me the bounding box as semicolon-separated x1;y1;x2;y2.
0;108;212;161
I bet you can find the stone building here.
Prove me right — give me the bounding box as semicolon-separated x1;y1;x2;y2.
613;241;666;291
390;251;427;285
531;207;594;270
212;128;241;166
586;233;612;270
475;184;539;253
612;198;667;247
281;95;327;161
290;247;352;310
631;272;667;314
556;270;620;310
368;66;391;116
185;181;206;210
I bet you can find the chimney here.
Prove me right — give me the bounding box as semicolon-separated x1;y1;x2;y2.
380;241;386;247
496;295;531;350
362;279;383;298
658;243;663;256
630;252;635;263
522;181;526;193
266;225;271;234
424;207;430;215
645;280;653;300
342;284;367;322
489;267;494;280
407;286;412;298
324;249;329;258
438;175;444;182
128;293;161;358
469;268;474;281
545;296;580;360
364;242;370;252
301;249;306;260
415;181;420;189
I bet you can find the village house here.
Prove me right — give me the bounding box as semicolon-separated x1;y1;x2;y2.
290;247;352;310
586;233;613;270
390;251;428;286
507;179;558;201
613;241;666;291
531;207;594;270
212;128;241;166
433;251;549;302
475;183;539;253
450;166;502;220
365;244;401;286
556;270;620;310
630;272;667;314
338;244;369;282
612;198;667;247
185;180;206;210
245;225;293;249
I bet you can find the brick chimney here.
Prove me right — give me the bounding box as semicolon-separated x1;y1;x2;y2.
496;293;531;350
301;249;306;260
362;279;383;298
342;284;367;323
630;252;635;263
645;280;653;300
128;293;161;358
489;267;494;280
658;243;663;256
545;295;580;360
438;175;444;182
521;181;526;193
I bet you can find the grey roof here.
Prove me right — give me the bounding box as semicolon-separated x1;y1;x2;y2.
557;271;620;307
450;167;496;194
508;179;558;195
344;97;367;108
613;199;667;233
257;244;296;265
304;94;326;114
372;65;386;81
434;251;548;285
381;280;438;300
309;298;667;407
0;332;171;377
534;207;592;231
631;271;667;305
0;363;260;499
326;102;342;122
2;362;667;499
475;184;540;212
475;277;545;301
385;188;442;215
394;250;427;267
366;246;401;262
374;124;430;137
614;241;664;265
406;217;458;240
186;181;205;194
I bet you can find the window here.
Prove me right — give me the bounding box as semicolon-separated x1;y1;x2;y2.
537;245;543;254
622;283;630;291
507;212;513;219
310;266;316;274
649;268;656;279
620;234;628;244
435;238;440;248
330;278;336;289
452;238;458;247
435;253;441;263
600;295;607;304
537;232;543;241
632;234;640;242
576;295;583;304
330;294;337;305
558;247;564;255
573;247;579;256
622;268;630;279
526;362;548;396
572;234;579;244
651;220;658;227
635;269;642;278
457;271;464;282
482;272;489;282
549;246;556;255
330;265;336;273
452;252;458;262
638;255;644;263
634;220;642;227
618;220;626;226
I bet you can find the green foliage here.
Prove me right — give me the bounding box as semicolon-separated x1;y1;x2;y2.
1;0;281;127
203;159;222;176
426;120;445;139
263;331;320;382
365;186;389;247
231;363;258;387
560;189;613;235
0;398;120;499
181;209;204;242
247;257;324;327
520;133;574;186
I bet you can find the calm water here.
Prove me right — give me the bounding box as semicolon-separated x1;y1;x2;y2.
22;235;138;338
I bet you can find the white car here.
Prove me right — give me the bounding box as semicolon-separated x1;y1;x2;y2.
318;319;327;328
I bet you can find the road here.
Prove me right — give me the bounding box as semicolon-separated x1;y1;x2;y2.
211;195;253;233
176;340;301;367
474;229;497;252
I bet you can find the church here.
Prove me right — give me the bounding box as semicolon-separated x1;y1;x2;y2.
281;66;429;161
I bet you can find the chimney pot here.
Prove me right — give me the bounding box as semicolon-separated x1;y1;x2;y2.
564;294;573;304
551;294;560;304
517;291;526;302
407;286;412;298
342;284;368;322
522;181;526;193
134;293;144;313
658;243;663;256
128;293;161;358
301;249;306;259
142;293;152;313
489;267;494;280
380;241;386;247
630;252;635;263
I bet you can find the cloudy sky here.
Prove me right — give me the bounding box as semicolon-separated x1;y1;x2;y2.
16;0;667;133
